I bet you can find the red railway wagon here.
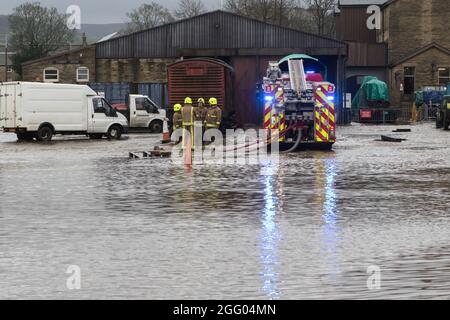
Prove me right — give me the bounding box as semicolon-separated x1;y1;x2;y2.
167;58;234;115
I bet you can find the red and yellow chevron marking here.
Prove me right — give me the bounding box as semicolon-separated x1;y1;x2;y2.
264;101;272;130
263;85;276;130
320;84;336;141
315;107;329;142
272;113;279;130
314;83;336;143
275;87;284;104
279;111;285;142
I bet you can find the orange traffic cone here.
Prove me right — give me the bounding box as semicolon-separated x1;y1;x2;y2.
161;119;171;144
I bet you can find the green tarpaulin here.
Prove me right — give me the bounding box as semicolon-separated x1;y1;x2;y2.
352;76;389;109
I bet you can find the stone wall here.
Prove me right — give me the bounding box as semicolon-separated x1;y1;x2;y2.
95;58;176;83
386;0;450;65
383;0;450;106
389;47;450;106
22;46;96;83
0;66;18;82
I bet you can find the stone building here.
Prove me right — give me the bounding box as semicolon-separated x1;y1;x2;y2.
22;45;96;84
95;58;175;83
336;0;450;106
381;0;450;105
0;50;17;82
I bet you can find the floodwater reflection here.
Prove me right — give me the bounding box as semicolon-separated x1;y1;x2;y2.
314;152;341;282
259;162;282;299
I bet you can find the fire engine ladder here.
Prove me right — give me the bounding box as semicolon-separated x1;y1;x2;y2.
288;59;307;93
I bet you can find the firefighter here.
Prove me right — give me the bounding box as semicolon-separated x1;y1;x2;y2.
194;98;208;145
181;97;194;149
172;104;183;130
205;97;222;129
195;98;208;123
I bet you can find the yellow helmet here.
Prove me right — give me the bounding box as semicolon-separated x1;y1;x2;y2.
173;104;182;112
184;97;192;104
209;97;218;106
198;98;205;104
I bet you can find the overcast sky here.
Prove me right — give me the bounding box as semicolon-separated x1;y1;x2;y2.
0;0;224;24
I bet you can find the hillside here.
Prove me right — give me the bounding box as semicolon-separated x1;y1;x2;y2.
0;15;126;42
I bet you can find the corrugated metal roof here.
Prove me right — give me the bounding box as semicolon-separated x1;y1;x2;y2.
96;10;346;59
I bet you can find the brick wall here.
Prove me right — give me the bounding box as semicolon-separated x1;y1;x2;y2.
95;58;176;83
22;46;96;83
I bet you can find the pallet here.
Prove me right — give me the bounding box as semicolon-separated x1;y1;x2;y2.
129;148;172;159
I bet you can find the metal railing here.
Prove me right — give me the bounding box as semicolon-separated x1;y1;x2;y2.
351;103;442;124
415;104;439;121
352;107;412;124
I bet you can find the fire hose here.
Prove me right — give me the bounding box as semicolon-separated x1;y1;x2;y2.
222;124;296;153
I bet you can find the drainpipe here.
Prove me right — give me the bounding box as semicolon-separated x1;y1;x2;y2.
4;35;8;82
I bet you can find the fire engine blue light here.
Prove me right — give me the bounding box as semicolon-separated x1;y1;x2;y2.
265;95;274;102
306;70;315;74
327;95;335;101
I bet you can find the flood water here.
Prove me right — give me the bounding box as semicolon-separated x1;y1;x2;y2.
0;122;449;299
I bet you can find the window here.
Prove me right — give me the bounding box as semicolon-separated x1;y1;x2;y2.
135;98;158;113
403;67;415;95
77;67;89;82
93;98;117;117
93;98;106;113
43;68;59;82
438;67;449;87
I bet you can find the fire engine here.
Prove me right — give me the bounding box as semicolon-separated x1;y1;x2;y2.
261;54;336;151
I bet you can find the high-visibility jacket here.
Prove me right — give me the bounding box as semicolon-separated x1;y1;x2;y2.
181;104;194;126
172;111;183;129
205;106;222;128
194;105;208;123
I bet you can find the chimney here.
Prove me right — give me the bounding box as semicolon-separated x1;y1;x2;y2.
82;33;88;47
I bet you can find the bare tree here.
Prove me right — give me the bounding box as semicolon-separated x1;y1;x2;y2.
174;0;206;19
225;0;295;26
305;0;336;36
125;2;174;33
9;2;75;77
287;4;314;33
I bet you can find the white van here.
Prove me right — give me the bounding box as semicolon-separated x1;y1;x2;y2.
0;82;129;141
111;95;167;133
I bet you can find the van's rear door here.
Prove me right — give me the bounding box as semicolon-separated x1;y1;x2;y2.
1;84;17;128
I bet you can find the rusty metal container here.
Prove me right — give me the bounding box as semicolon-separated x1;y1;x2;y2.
168;58;233;111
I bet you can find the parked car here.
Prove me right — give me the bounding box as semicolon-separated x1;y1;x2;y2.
0;82;129;141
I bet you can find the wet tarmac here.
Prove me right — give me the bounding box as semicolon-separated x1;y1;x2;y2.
0;122;449;299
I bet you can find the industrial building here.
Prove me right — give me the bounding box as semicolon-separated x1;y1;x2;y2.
21;10;348;126
0;47;16;82
336;0;450;107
